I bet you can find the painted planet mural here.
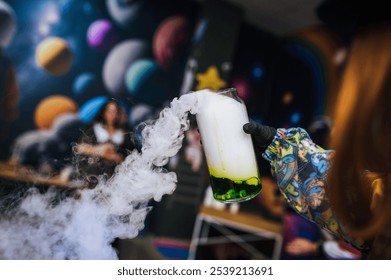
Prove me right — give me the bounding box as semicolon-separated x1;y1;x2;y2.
87;19;118;53
106;0;161;40
125;59;158;93
72;72;100;102
0;1;17;48
79;96;109;124
103;39;150;97
35;37;73;76
125;59;171;107
106;0;143;28
34;95;78;130
153;15;190;68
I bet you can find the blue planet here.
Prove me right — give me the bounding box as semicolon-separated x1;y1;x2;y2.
79;96;109;124
72;73;100;102
125;59;159;93
125;59;172;107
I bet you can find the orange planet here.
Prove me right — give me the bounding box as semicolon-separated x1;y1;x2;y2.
34;95;78;129
35;37;73;76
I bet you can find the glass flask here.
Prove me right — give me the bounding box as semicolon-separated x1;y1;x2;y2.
195;88;262;203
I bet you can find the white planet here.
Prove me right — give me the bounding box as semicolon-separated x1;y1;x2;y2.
106;0;142;28
102;39;150;96
0;1;17;48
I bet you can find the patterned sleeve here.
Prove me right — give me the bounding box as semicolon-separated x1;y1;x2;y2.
262;127;370;253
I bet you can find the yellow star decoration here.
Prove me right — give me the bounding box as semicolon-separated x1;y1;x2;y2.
195;66;227;91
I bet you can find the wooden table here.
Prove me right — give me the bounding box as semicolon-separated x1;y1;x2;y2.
0;161;84;213
0;161;80;189
189;205;283;260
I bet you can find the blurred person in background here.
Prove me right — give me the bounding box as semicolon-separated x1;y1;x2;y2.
74;100;135;186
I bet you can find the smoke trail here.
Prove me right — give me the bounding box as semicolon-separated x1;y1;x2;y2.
0;93;198;259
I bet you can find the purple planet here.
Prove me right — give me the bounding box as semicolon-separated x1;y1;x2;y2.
87;19;118;53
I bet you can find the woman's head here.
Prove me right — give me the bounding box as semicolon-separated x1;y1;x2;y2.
95;100;121;128
328;22;391;239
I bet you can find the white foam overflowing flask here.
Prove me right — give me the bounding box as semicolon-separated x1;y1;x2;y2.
195;88;262;203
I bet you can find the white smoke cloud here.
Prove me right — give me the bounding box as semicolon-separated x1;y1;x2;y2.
0;93;198;259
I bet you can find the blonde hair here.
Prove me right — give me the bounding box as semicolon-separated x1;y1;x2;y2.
328;22;391;239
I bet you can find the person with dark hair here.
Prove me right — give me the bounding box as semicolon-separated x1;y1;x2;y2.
243;21;391;259
74;100;135;185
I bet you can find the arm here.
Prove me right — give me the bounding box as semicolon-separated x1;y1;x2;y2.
75;128;124;162
74;143;99;156
75;142;123;162
262;127;335;227
244;124;370;253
